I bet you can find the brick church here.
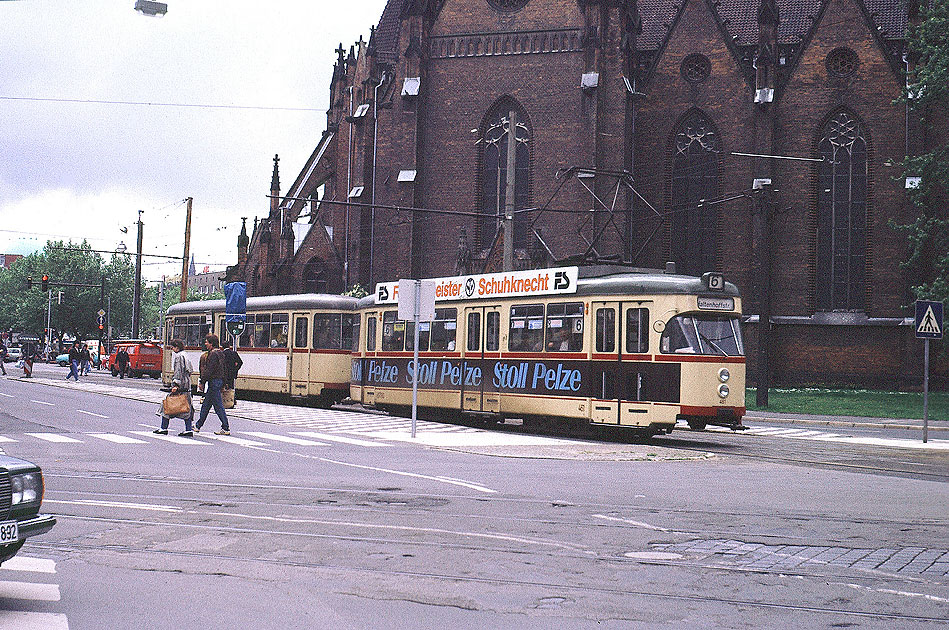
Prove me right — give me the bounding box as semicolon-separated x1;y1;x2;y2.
227;0;945;388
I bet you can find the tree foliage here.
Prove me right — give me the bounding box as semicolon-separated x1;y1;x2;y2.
0;241;137;343
895;0;949;308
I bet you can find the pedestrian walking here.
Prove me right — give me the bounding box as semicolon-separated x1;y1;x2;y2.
194;334;230;435
66;341;81;381
80;344;91;375
116;346;130;379
0;340;7;376
154;339;194;437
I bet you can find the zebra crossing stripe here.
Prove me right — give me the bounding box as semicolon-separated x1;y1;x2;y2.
0;611;69;630
205;434;270;447
242;432;328;446
0;436;16;443
25;433;82;443
291;431;388;447
0;580;60;601
87;433;149;444
0;557;56;574
129;431;210;445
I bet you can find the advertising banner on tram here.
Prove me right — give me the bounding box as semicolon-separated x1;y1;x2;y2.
375;267;579;305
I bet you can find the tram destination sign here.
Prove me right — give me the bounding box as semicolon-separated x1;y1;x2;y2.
375;267;579;305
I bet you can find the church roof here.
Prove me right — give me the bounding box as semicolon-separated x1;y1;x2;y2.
374;0;407;64
637;0;908;49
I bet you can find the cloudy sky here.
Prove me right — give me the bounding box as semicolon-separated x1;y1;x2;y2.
0;0;388;282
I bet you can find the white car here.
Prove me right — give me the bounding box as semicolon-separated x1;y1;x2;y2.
3;347;22;363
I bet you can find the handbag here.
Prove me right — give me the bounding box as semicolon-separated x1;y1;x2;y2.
222;387;235;409
162;393;191;416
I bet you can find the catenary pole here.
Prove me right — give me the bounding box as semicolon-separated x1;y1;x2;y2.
180;197;193;301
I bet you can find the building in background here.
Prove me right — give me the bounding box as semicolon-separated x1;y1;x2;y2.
0;254;23;269
227;0;946;388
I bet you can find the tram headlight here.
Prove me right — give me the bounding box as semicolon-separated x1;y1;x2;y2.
718;384;730;399
718;368;730;383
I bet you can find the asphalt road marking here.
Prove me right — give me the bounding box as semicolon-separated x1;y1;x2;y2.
0;579;60;601
0;436;16;443
129;430;210;445
593;514;670;532
243;431;328;446
29;400;54;406
291;431;388;447
317;456;497;494
87;433;149;444
0;611;69;630
25;433;82;443
45;498;182;512
204;434;270;447
77;409;108;418
0;392;14;398
0;557;56;573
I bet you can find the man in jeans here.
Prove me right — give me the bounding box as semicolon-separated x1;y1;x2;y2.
194;334;230;435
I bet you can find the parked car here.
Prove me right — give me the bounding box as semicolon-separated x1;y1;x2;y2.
55;351;100;369
0;454;56;565
105;341;162;378
3;347;22;363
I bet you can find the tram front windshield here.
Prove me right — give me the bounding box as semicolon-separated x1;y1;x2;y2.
661;314;744;356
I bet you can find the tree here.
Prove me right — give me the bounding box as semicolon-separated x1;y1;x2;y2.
0;241;136;345
896;0;949;312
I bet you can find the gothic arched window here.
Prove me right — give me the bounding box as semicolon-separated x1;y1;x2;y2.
670;110;720;276
816;111;867;311
303;257;328;294
479;99;531;250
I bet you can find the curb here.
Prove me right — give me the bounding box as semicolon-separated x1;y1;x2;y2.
745;413;949;432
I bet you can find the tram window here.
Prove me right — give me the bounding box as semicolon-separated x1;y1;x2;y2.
173;316;206;348
313;314;342;349
295;317;309;348
405;320;430;351
509;304;544;352
270;313;289;348
661;315;743;356
545;303;583;352
467;312;481;352
595;308;616;353
382;311;405;351
343;314;356;351
366;315;377;351
430;308;457;351
253;314;271;347
239;314;254;348
625;308;650;354
486;311;500;351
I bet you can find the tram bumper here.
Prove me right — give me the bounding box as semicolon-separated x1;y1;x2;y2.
709;407;746;431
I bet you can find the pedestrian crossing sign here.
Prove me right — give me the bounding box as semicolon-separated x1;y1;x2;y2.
915;300;943;339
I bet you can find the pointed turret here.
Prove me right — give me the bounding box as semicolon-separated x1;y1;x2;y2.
270;154;280;217
237;217;249;264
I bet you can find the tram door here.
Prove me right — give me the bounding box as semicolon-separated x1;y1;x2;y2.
591;302;621;424
462;307;501;413
591;302;653;425
289;313;310;397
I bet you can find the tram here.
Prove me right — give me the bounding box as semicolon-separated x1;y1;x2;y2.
163;294;358;404
351;265;745;436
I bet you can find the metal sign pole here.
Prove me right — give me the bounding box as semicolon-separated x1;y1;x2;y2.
411;279;420;439
923;338;929;444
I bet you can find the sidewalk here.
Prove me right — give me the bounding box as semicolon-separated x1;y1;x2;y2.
745;409;949;432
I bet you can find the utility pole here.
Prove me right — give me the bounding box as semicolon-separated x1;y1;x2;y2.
503;110;517;272
45;289;52;358
754;185;774;408
132;210;144;339
180;197;193;301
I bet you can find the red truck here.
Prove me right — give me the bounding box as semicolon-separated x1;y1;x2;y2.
106;341;163;378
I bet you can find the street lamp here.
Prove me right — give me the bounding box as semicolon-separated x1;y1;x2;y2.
116;241;128;254
134;1;167;16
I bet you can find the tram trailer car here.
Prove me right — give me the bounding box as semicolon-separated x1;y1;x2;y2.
164;294;358;405
351;266;745;437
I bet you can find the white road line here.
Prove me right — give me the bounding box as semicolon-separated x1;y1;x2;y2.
44;498;182;512
242;432;328;446
77;410;108;419
29;400;54;406
129;431;210;445
0;392;14;398
318;456;497;493
0;611;69;630
592;513;670;532
291;431;387;447
25;433;82;443
86;433;148;444
0;580;60;601
0;557;56;574
204;434;270;447
0;436;16;443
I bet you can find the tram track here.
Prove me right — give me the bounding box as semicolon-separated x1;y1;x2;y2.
26;535;949;625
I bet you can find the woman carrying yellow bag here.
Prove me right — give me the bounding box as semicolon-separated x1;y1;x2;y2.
154;339;195;437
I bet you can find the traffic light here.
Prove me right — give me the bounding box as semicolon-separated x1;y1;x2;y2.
41;274;49;292
26;276;33;290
